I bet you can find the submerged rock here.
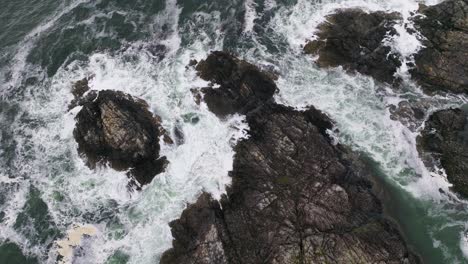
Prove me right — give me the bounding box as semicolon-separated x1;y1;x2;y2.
14;186;60;246
0;242;37;264
411;0;468;94
73;89;168;187
161;53;418;264
417;108;468;197
195;51;277;117
304;9;402;84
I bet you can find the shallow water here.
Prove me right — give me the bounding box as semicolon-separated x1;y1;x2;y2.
0;0;467;263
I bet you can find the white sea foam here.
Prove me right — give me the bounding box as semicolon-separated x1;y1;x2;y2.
264;0;277;11
460;230;468;260
243;0;257;33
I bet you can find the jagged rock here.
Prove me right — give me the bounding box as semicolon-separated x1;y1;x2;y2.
162;103;418;264
411;0;468;94
161;54;418;264
417;108;468;197
71;77;91;98
161;193;229;264
304;0;468;94
73;89;168;187
389;100;433;131
69;77;93;110
195;51;277;117
304;9;402;84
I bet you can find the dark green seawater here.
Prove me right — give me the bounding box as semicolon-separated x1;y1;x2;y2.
1;0;468;263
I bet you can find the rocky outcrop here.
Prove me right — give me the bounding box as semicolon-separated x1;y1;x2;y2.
72;88;168;187
304;9;402;84
195;51;277;117
161;52;418;264
304;0;468;95
411;0;468;94
417;108;468;197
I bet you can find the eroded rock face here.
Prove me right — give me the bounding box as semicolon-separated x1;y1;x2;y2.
417;108;468;197
161;54;418;264
304;9;402;84
195;51;277;117
411;0;468;94
73;89;167;186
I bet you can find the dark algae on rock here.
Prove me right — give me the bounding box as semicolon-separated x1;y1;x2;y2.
417;108;468;197
161;52;418;264
304;9;402;84
72;87;168;187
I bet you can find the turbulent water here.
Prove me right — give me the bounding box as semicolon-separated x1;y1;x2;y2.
1;0;468;263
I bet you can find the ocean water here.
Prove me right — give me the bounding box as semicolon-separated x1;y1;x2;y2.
0;0;467;263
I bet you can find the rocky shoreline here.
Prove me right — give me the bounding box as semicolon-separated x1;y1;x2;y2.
304;0;468;95
63;0;468;262
303;9;402;85
304;0;468;198
160;52;419;264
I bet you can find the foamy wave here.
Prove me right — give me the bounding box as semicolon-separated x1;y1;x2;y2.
243;0;257;33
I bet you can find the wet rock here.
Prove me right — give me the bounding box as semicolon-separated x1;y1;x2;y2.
304;9;402;84
304;0;468;95
195;51;277;117
73;89;168;187
71;77;91;98
173;123;185;145
161;103;418;264
160;193;229;264
411;0;468;94
69;77;93;110
146;43;167;61
190;88;203;105
188;59;198;67
162;54;418;264
417;108;468;197
389;100;433;131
